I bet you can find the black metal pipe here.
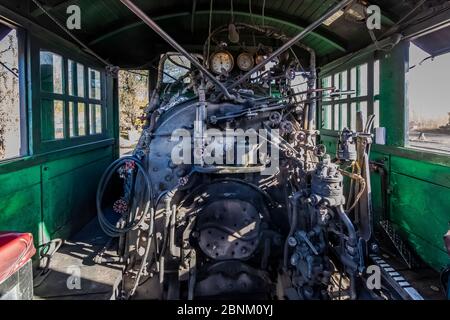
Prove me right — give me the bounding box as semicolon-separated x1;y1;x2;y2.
119;0;235;100
226;0;353;91
306;51;317;130
336;205;358;247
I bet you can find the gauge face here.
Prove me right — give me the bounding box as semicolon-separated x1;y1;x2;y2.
237;52;254;71
210;51;234;74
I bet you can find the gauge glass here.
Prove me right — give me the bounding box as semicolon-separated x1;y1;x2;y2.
210;51;234;74
237;52;254;71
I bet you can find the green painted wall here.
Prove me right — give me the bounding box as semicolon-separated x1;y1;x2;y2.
0;11;118;251
0;144;114;248
0;166;42;244
41;147;113;242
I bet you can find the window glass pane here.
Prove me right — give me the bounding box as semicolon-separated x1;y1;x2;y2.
69;101;75;137
78;103;86;136
374;100;380;128
89;103;102;134
350;67;357;98
89;104;95;134
359;101;368;128
68;60;85;97
0;27;23;160
42;99;64;140
77;63;85;97
322;76;331;88
358;63;368;97
341;104;348;130
321;76;331;101
350;102;357;130
89;68;101;99
68;60;74;96
374;60;380;96
334;73;340;90
54;100;64;139
341;70;348;91
163;54;191;83
40;51;63;94
407;41;450;152
333;104;339;130
321;105;332;130
95;104;102;134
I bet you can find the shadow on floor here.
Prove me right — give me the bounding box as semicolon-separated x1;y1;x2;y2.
33;218;123;300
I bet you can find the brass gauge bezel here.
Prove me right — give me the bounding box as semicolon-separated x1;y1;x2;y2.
236;52;255;71
209;50;234;74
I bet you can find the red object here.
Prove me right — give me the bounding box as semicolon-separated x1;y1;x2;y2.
0;232;36;284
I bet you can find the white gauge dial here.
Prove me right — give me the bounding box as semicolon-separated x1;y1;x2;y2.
210;51;234;74
237;52;255;71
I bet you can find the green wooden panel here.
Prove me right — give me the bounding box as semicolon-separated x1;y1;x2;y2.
0;166;42;247
391;156;450;189
0;184;42;246
44;146;112;179
390;172;450;270
0;166;40;197
369;151;390;224
379;43;408;146
42;155;112;240
397;230;450;271
0;146;114;247
320;135;337;155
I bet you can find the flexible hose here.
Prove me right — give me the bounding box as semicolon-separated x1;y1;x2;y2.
96;156;154;238
96;155;157;298
128;207;155;298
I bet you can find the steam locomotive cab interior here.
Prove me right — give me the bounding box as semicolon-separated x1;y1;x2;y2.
0;0;449;301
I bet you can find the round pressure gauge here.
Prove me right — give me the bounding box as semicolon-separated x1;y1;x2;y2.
210;51;234;74
236;52;255;71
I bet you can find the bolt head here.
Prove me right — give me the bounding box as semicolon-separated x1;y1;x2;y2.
288;237;298;247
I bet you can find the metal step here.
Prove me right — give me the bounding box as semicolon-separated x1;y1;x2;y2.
370;254;424;300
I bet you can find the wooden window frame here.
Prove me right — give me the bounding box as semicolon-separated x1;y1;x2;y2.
319;54;381;134
34;37;109;153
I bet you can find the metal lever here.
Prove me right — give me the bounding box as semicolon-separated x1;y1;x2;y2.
120;0;236;101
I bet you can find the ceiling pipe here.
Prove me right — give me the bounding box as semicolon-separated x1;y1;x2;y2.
120;0;235;101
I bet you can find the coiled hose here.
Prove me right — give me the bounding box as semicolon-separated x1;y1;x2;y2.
96;156;154;238
97;155;157;298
